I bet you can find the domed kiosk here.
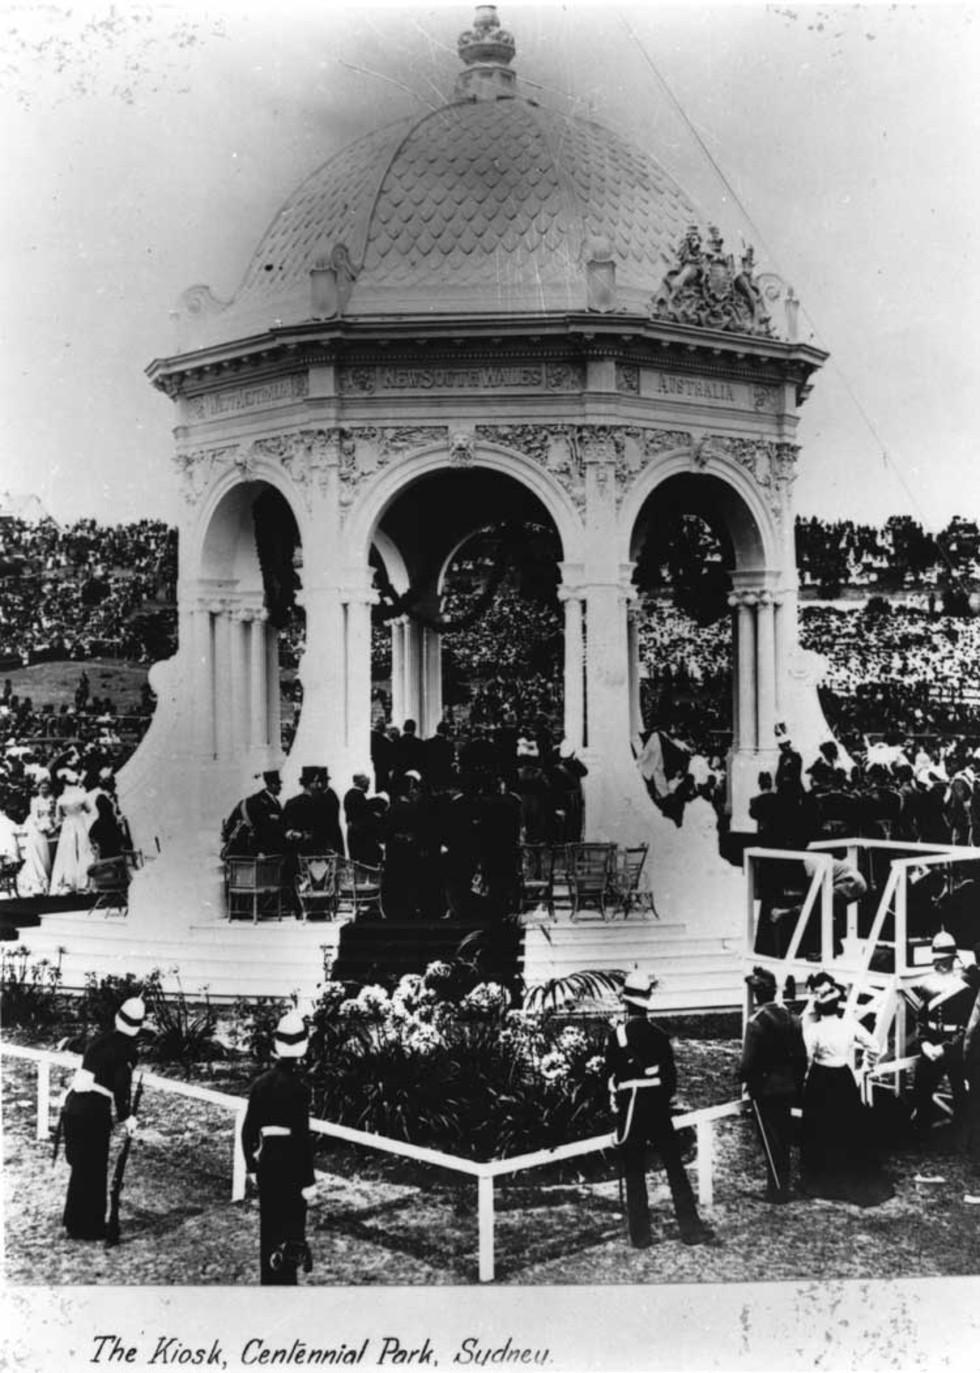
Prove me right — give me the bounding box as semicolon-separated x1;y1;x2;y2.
97;6;828;999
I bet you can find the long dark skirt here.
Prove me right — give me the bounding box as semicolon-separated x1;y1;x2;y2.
801;1064;894;1207
257;1143;309;1286
62;1094;112;1239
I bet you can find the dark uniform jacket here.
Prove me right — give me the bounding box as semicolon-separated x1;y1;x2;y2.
65;1028;137;1123
740;1002;807;1100
911;967;977;1050
283;790;344;856
241;1061;315;1189
604;1015;677;1111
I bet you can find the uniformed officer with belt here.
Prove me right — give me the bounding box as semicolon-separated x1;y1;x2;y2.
740;967;807;1203
605;970;715;1248
242;1010;316;1285
910;930;976;1138
61;996;144;1240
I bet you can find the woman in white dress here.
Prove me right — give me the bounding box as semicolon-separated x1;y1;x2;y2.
800;974;894;1207
17;774;60;896
48;770;96;896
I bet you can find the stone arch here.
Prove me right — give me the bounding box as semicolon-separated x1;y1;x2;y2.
187;456;310;582
345;440;580;741
620;451;789;829
618;449;781;576
345;441;584;567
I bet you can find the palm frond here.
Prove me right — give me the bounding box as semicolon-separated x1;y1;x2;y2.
522;968;630;1014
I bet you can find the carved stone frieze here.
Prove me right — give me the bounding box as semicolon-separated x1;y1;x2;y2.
334;426;446;511
642;429;693;460
172;445;239;505
476;424;585;512
616;363;639;395
544;362;585;392
450;431;475;466
575;425;621;465
686;434;800;521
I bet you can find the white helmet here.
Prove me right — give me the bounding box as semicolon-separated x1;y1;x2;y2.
115;997;146;1037
274;1010;309;1058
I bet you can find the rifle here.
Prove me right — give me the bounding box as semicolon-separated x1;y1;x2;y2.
51;1105;64;1164
105;1073;144;1249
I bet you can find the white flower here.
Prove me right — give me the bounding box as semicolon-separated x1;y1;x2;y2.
558;1027;589;1057
461;982;511;1015
403;1022;445;1056
585;1055;605;1077
539;1050;569;1083
356;984;390;1012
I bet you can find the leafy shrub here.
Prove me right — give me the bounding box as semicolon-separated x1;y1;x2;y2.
79;969;157;1034
0;946;63;1031
226;995;295;1066
305;969;611;1160
142;973;222;1073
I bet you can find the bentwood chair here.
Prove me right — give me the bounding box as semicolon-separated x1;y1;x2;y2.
612;844;659;919
295;854;338;921
334;858;383;919
566;842;617;921
225;856;285;923
518;843;556;918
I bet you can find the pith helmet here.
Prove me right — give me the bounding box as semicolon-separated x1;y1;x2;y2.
621;970;655;1008
932;930;957;958
115;997;146;1037
274;1010;309;1058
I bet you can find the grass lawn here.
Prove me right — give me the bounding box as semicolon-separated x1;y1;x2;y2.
3;1043;979;1288
5;660;150;714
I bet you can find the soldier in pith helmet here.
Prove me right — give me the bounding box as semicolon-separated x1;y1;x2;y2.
60;997;145;1240
910;930;976;1139
241;1010;316;1284
604;970;716;1248
740;967;807;1203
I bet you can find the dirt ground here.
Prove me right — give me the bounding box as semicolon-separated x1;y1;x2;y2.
5;660;149;714
3;1046;979;1287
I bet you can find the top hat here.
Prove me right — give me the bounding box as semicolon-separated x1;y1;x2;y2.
299;766;320;787
261;770;281;787
745;966;777;996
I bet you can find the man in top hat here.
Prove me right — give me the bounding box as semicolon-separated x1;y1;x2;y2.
60;996;145;1240
283;767;340;857
248;770;285;855
740;967;807;1203
242;1010;316;1285
604;970;715;1248
909;930;976;1139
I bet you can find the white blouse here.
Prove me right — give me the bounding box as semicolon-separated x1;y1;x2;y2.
803;1011;879;1069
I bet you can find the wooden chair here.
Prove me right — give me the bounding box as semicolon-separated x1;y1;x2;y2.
295;854;338;921
334;858;383;919
518;843;556;917
0;855;22;899
225;856;285;923
566;842;617;921
612;844;659;919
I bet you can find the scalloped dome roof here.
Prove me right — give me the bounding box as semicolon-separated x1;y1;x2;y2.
178;9;704;346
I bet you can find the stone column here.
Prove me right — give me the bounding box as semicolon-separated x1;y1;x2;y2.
402;618;424;728
229;606;250;760
773;593;788;721
288;584;345;775
343;584;377;765
211;601;233;759
191;600;215;759
731;592;758;753
249;609;269;752
389;619;406;727
627;604;643;742
755;591;777;755
559;585;585;752
422;626;443;735
265;618;281;761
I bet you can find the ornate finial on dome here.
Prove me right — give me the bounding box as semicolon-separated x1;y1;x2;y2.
454;6;517;101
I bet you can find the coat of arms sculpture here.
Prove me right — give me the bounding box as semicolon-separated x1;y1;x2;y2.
651;225;772;337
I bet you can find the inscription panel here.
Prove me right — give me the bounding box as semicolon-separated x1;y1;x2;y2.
338;362;584;395
186;374;308;420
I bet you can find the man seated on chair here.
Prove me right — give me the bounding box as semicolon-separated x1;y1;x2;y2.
245;770;286;857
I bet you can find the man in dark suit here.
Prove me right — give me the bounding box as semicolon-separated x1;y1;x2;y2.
309;768;344;856
343;774;373;862
246;770;285;855
423;721;457;793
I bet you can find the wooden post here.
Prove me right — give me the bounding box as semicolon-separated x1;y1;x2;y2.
232;1103;248;1201
696;1118;713;1208
478;1174;495;1283
36;1059;50;1142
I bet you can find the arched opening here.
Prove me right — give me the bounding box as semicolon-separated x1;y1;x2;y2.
198;480;303;764
368;468;564;744
629;472;771;831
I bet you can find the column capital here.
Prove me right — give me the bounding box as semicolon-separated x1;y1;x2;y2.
728;590;760;609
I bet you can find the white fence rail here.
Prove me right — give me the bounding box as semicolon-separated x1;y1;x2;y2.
2;1041;744;1282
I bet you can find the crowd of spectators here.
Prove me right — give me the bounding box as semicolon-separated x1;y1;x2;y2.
0;516;176;664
